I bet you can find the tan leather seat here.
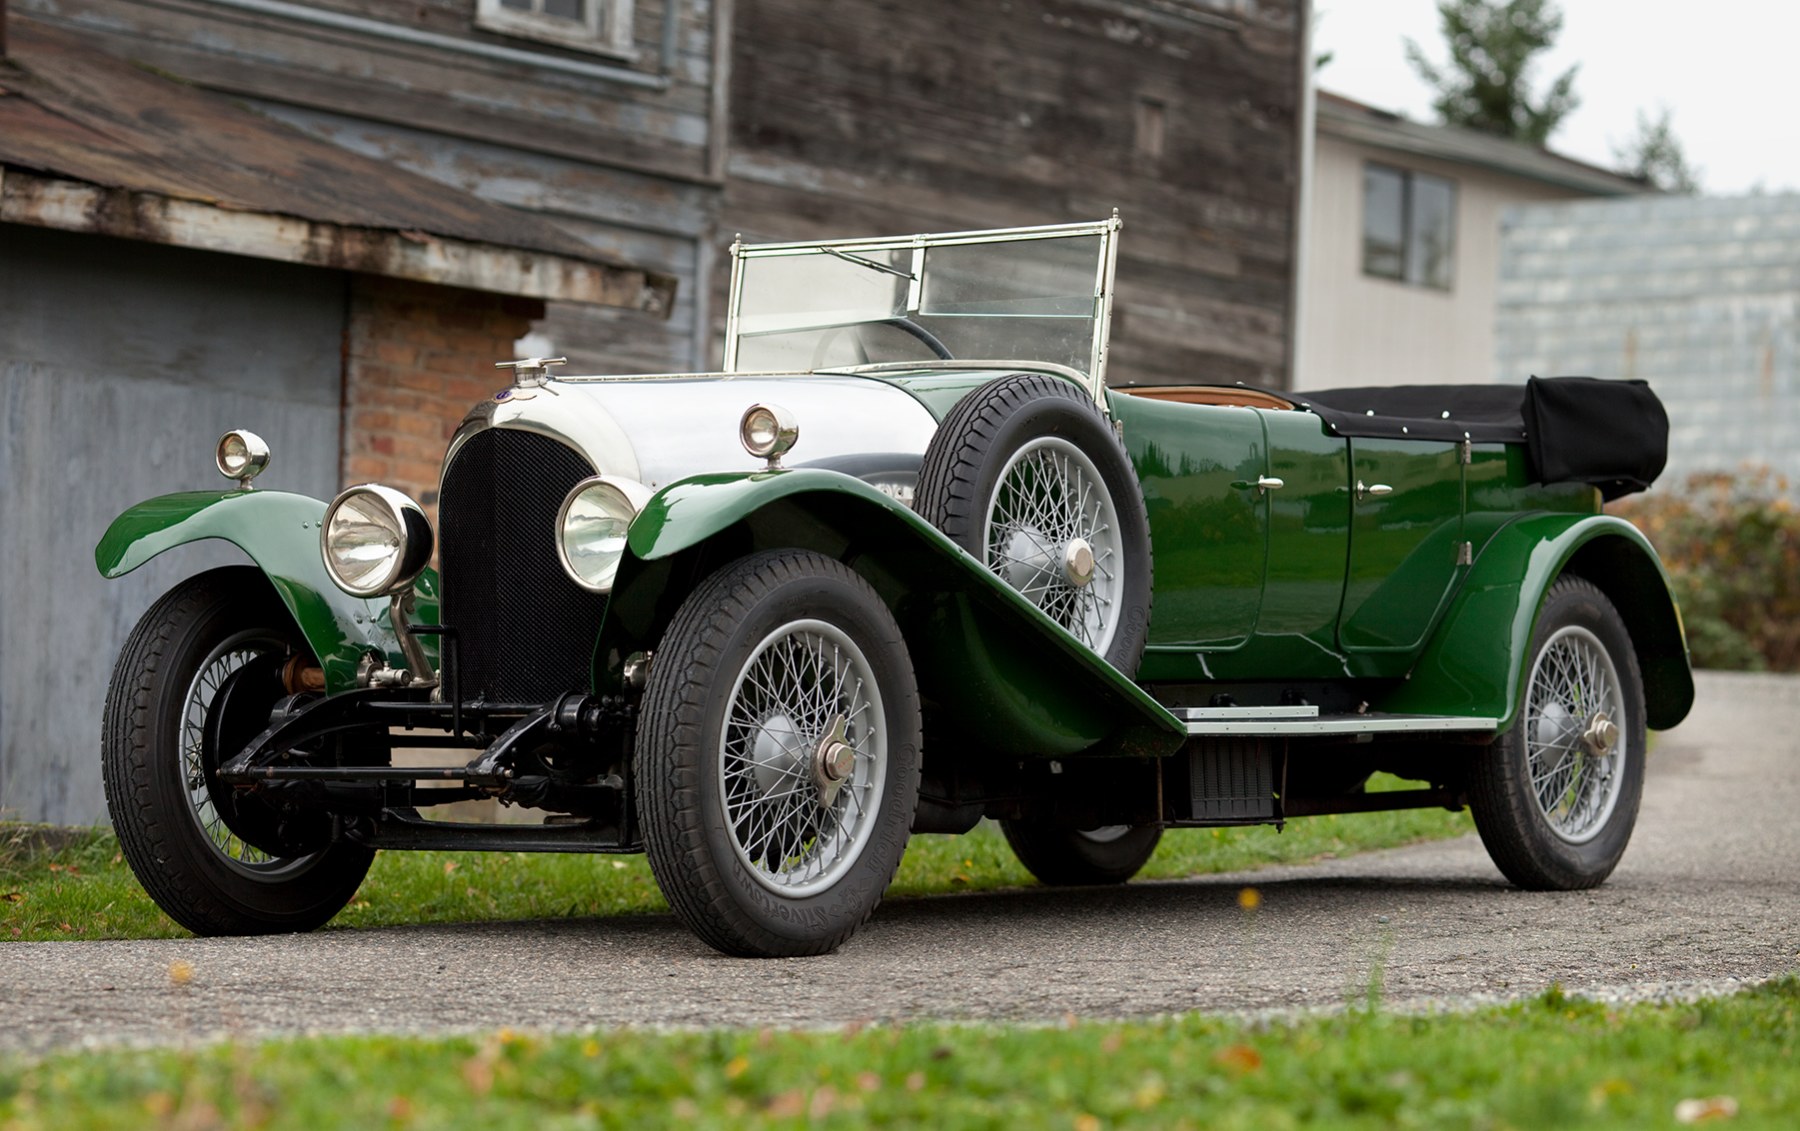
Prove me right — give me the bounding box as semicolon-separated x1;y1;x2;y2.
1113;386;1295;411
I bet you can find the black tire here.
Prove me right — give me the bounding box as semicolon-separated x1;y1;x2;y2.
1469;576;1646;890
101;567;375;935
914;373;1152;673
635;550;922;957
1001;820;1162;886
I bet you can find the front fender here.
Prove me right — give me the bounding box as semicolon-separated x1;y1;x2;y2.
1379;513;1693;730
95;491;434;693
609;469;1186;759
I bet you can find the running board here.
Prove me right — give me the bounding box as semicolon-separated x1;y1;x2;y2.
1179;706;1498;737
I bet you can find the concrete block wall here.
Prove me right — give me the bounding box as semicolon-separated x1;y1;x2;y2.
1497;194;1800;488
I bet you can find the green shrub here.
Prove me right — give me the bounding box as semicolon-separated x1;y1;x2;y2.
1610;467;1800;671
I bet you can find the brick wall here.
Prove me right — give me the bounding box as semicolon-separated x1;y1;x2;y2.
342;276;545;518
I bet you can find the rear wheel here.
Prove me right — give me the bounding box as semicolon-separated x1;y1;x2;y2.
1001;820;1162;886
1469;576;1645;890
635;550;922;957
101;567;374;935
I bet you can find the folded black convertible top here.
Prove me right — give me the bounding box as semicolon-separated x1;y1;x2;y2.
1285;376;1669;501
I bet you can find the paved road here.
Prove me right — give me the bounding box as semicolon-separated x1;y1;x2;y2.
2;672;1795;1052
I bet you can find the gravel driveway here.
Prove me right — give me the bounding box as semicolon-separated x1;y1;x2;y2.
2;671;1794;1052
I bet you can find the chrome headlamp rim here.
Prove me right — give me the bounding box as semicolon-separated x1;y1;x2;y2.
739;402;799;463
215;429;271;487
320;484;435;599
555;475;653;594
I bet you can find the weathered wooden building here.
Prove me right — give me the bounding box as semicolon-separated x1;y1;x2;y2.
719;0;1306;387
2;0;1305;824
0;11;678;824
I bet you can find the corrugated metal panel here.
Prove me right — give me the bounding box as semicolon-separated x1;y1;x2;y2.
1497;193;1800;485
0;227;344;825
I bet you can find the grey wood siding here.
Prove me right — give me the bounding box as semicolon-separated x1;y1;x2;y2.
18;0;721;184
0;228;345;825
720;0;1303;386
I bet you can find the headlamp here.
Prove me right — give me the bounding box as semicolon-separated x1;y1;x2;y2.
321;485;434;598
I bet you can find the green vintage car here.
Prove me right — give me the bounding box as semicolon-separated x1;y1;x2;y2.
96;217;1692;957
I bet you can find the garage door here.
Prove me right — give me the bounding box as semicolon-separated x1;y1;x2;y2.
0;226;345;825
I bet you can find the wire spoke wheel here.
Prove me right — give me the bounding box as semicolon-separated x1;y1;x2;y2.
1524;625;1626;844
986;437;1124;655
721;619;887;896
101;567;374;936
636;550;921;957
180;634;306;875
914;373;1153;675
1469;576;1645;891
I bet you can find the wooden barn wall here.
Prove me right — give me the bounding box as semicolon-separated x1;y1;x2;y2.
719;0;1303;387
18;0;730;373
20;0;720;183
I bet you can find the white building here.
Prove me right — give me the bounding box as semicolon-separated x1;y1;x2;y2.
1295;92;1644;390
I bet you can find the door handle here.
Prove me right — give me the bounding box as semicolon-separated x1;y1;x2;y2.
1356;480;1393;501
1231;476;1284;495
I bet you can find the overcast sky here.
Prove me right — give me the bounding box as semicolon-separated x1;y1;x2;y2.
1311;1;1798;195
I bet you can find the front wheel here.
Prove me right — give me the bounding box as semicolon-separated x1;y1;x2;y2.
101;567;374;935
1001;819;1162;886
635;550;922;957
1469;576;1646;890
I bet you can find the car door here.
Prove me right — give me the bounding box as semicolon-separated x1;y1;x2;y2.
1338;437;1466;659
1115;396;1269;656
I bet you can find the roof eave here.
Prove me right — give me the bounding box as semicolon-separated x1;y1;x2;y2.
1317;108;1647;199
0;167;677;315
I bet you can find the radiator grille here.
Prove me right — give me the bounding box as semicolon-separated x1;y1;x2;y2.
438;429;606;704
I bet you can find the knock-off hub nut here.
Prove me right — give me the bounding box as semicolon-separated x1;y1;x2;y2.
1063;538;1096;587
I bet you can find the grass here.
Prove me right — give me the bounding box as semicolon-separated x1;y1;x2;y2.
1;775;1470;942
1;979;1795;1128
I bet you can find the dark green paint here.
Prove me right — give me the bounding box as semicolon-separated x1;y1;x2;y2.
1339;437;1466;658
95;490;435;694
1378;513;1692;729
1109;395;1267;652
616;468;1186;759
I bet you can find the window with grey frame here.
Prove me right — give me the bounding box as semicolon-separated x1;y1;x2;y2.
476;0;635;57
1362;163;1456;291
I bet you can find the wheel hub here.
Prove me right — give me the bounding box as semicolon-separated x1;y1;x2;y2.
751;713;804;794
1583;712;1618;756
1000;526;1054;590
1063;538;1095;587
812;714;854;808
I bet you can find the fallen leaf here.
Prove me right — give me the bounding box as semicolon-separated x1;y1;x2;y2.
1075;1115;1101;1131
905;1071;926;1092
168;960;194;986
1237;887;1262;911
856;1071;881;1093
387;1095;414;1121
724;1055;750;1079
1675;1096;1739;1123
1213;1045;1263;1074
1;892;23;903
443;861;458;875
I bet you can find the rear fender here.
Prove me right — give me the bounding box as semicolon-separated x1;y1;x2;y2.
1378;513;1693;730
95;490;437;693
605;470;1185;759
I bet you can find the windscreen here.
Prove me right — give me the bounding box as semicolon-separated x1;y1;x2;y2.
729;229;1108;379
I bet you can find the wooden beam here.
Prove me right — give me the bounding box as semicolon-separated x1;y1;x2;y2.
0;170;676;314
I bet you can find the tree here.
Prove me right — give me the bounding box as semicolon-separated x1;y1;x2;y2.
1405;0;1580;145
1614;108;1702;194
